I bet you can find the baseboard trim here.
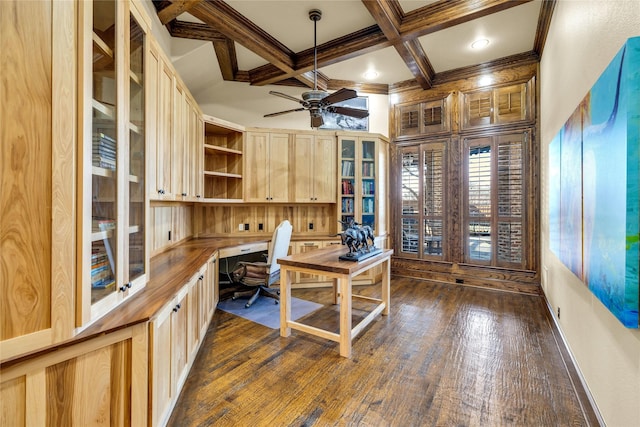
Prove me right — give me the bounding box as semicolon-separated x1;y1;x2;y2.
542;295;604;427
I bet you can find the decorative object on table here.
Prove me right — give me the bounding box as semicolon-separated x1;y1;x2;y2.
338;219;382;261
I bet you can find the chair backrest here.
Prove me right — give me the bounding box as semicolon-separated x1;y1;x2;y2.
266;220;293;274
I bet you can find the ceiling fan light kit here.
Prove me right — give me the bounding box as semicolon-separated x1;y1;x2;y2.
264;9;369;128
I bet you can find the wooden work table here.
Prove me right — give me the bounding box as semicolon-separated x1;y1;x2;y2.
278;245;394;358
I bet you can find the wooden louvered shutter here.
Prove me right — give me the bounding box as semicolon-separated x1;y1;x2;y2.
397;104;420;137
495;83;528;124
462;90;493;128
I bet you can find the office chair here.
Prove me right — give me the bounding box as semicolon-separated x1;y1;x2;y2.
231;220;293;308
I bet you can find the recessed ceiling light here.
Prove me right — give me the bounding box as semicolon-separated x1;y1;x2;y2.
363;70;379;80
471;38;490;50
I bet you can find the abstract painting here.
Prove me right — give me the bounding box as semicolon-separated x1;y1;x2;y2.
549;37;639;328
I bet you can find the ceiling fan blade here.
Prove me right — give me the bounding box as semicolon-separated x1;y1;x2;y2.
269;91;303;104
310;114;324;128
321;88;358;106
264;108;306;118
327;106;369;119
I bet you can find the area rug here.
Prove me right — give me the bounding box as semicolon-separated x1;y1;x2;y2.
217;296;323;329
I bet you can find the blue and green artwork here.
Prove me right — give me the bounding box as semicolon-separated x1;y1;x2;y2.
549;37;639;328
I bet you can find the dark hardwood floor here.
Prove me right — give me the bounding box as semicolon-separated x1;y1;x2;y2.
167;278;597;426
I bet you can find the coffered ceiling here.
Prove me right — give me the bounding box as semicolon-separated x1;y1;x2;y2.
152;0;555;99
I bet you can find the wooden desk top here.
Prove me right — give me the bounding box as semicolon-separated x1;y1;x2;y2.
278;245;394;275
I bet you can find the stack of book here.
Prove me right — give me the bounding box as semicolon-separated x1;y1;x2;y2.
93;132;116;170
91;244;114;289
341;179;354;195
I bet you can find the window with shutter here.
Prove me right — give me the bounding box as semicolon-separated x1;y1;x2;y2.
464;132;528;268
399;142;446;258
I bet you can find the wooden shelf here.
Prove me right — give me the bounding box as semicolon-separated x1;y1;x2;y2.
204;144;242;155
203;117;244;200
92;99;115;119
204;171;242;179
93;31;113;60
92;165;116;178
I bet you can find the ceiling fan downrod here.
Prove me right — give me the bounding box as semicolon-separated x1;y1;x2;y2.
309;9;321;92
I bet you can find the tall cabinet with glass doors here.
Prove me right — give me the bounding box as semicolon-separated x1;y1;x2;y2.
78;0;149;326
337;133;388;238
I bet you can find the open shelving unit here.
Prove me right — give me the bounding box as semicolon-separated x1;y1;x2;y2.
203;115;244;201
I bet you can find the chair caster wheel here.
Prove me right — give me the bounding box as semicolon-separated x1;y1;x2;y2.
245;303;251;308
274;301;279;305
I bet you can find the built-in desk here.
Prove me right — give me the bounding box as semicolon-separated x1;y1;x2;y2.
278;245;394;358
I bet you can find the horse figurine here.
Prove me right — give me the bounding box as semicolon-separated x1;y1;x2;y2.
338;219;377;259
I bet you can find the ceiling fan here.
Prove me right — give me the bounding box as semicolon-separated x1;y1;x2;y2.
264;9;369;128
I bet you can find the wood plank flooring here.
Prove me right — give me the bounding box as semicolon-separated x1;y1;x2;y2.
167;278;597;426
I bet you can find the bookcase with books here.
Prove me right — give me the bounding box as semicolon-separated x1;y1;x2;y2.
78;0;149;326
337;134;388;237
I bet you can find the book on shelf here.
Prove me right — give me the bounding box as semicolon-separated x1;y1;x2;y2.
341;179;354;195
92;133;117;170
341;160;354;177
341;198;354;214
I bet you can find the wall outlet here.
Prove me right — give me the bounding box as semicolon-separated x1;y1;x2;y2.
244;223;249;231
309;223;314;230
258;223;264;231
238;223;244;231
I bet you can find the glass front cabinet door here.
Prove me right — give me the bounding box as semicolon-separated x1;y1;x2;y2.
337;134;386;236
78;0;149;326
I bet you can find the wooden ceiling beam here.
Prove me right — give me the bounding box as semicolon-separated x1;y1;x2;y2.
157;0;202;25
188;0;296;73
249;25;390;86
212;39;237;81
399;0;533;39
362;0;434;89
168;20;227;41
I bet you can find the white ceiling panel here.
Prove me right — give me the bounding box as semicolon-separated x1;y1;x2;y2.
419;1;542;73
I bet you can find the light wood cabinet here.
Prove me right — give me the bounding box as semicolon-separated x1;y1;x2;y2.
1;0;76;359
150;285;189;427
244;131;290;202
149;43;175;200
149;255;216;427
291;133;337;203
203;116;245;201
337;134;389;237
0;323;149;426
77;0;149;326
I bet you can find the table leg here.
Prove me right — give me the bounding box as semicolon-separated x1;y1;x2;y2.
382;257;390;315
332;277;339;305
339;275;352;358
280;267;292;337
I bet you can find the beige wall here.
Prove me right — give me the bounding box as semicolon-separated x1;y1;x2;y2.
540;1;640;425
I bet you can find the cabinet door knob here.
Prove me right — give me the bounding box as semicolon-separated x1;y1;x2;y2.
173;303;181;312
119;285;127;292
199;274;204;280
196;194;201;199
182;192;187;197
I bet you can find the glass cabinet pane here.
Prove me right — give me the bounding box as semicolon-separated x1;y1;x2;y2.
361;139;375;229
340;139;355;225
128;15;145;283
91;0;118;304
